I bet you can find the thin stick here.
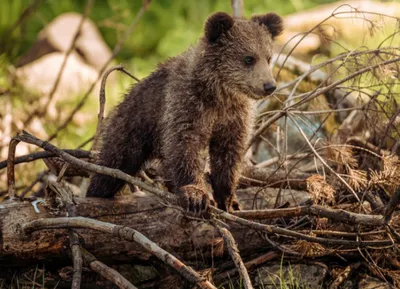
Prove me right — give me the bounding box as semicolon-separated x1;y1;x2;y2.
0;149;90;170
233;206;307;219
346;137;390;156
92;64;140;150
7;138;20;200
23;0;94;126
47;179;83;289
77;136;94;149
57;180;83;289
213;251;280;283
288;56;400;110
233;204;385;226
44;0;93;113
69;232;83;289
275;8;399;80
82;249;138;289
288;114;361;202
119;66;141;83
0;0;45;45
22;217;216;289
212;207;392;248
47;3;149;142
250;48;400;150
247;111;285;151
255;152;311;168
385;188;400;223
303;230;386;237
212;220;253;289
92;64;123;150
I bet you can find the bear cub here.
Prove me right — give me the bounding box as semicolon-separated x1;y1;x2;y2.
87;11;283;213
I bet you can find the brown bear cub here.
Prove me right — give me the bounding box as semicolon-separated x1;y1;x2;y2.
87;12;283;213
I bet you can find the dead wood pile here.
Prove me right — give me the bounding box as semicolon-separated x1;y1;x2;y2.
1;1;400;289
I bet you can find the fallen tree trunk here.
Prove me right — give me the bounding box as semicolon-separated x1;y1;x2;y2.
0;192;269;266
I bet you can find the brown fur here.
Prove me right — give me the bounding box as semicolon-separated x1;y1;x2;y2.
86;12;283;212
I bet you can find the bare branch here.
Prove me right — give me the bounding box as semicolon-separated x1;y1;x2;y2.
6;138;20;200
23;0;94;126
82;249;138;289
213;207;392;248
0;149;90;170
212;219;253;289
234;204;385;226
93;64;123;150
385;188;400;223
69;232;83;289
22;217;217;289
213;251;280;284
92;64;140;150
251;48;400;150
288;114;361;202
47;2;150;142
0;0;45;47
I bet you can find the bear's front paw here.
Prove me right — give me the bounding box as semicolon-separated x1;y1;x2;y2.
178;185;212;215
230;197;241;212
217;193;241;212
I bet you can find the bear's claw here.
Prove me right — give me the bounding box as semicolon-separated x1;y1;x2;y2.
179;185;211;216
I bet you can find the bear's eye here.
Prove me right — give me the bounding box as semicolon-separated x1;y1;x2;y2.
244;56;255;66
267;56;272;64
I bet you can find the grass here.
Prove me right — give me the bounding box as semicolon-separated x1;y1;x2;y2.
0;264;48;289
219;255;320;289
257;256;317;289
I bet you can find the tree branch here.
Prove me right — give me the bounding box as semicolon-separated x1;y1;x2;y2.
212;219;253;289
82;249;138;289
22;217;216;289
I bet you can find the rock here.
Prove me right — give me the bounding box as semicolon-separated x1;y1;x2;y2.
358;276;393;289
15;52;99;119
255;263;327;289
18;12;112;71
14;12;116;125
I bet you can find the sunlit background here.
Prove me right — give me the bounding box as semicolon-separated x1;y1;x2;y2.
1;0;341;73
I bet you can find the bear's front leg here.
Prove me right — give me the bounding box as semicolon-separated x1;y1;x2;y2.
209;120;248;212
163;117;213;215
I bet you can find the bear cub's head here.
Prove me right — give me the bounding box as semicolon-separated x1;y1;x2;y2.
203;12;283;100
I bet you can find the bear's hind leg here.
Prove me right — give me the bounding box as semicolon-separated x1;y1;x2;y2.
86;137;150;198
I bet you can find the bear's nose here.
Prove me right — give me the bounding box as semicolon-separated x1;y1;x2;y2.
263;82;276;95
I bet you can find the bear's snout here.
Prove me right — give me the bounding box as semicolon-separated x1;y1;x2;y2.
263;82;276;95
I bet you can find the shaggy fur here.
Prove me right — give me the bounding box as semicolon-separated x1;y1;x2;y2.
86;11;283;212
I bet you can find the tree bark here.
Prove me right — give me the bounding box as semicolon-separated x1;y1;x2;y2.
0;192;267;265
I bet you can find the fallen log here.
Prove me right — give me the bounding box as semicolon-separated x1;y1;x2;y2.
3;131;394;269
0;192;266;266
240;165;310;190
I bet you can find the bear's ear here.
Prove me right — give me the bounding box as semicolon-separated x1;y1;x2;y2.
205;12;234;43
251;12;283;39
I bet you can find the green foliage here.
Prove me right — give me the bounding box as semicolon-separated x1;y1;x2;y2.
0;0;338;67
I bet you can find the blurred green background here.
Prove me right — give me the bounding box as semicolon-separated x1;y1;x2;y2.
0;0;337;76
